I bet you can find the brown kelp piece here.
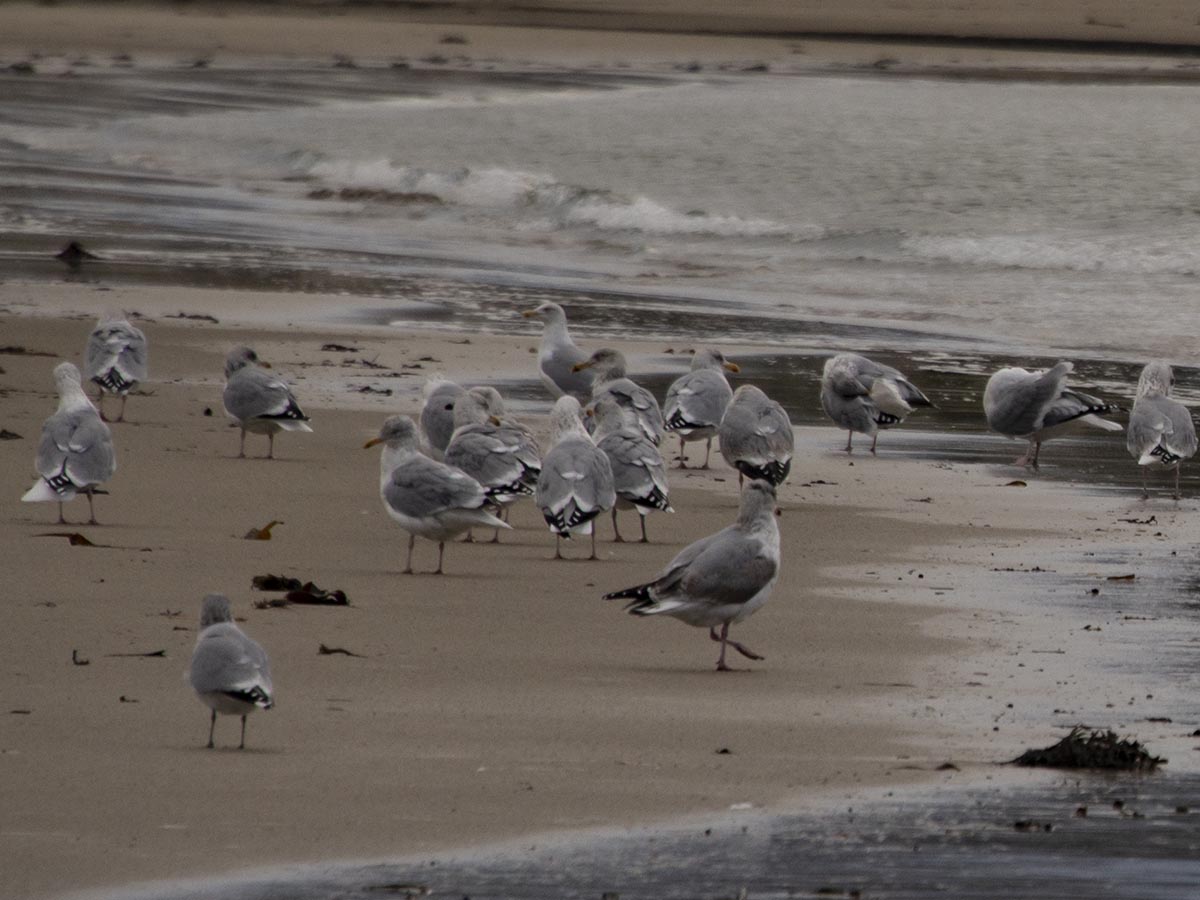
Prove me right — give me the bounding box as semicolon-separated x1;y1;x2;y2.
1012;727;1165;771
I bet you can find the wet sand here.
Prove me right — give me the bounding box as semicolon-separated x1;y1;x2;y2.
3;284;1198;899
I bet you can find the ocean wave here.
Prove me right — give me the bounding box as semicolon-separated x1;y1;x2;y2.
299;157;805;238
903;233;1200;276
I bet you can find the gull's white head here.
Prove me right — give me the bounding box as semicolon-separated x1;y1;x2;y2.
522;302;567;325
53;361;83;388
692;348;740;374
225;346;264;378
364;415;419;452
549;395;587;442
199;593;234;629
1136;360;1175;400
573;347;627;381
737;478;779;528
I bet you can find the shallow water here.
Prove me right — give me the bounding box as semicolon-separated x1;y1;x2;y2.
6;60;1200;362
87;772;1200;900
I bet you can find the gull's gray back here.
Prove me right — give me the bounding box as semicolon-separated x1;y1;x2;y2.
85;321;148;390
36;408;116;488
384;454;487;520
223;366;300;421
190;622;273;697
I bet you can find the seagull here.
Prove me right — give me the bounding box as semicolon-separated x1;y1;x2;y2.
22;362;116;524
719;384;794;487
418;375;466;461
573;347;664;445
444;387;542;538
536;396;616;559
522;302;594;402
591;395;672;542
222;346;312;459
189;594;273;750
365;415;508;574
1126;360;1196;499
84;311;147;422
984;360;1122;468
604;479;781;671
820;352;933;453
663;348;739;468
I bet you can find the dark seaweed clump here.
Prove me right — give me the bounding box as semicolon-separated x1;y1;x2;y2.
1012;727;1165;771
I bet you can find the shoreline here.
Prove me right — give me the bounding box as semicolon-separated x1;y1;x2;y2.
4;292;1196;899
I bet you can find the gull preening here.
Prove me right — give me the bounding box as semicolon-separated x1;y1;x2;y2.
604;479;781;671
1126;361;1196;499
522;302;594;402
22;362;117;524
663;348;739;468
820;352;933;453
591;395;672;543
366;415;508;574
536;396;616;559
84;311;147;422
444;387;542;537
189;594;273;750
222;346;312;459
984;360;1122;468
418;375;466;461
719;384;794;487
573;347;664;445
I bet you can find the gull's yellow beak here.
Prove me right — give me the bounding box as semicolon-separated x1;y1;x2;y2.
363;436;383;449
522;309;540;318
488;415;502;426
260;361;273;369
571;359;594;373
723;361;740;373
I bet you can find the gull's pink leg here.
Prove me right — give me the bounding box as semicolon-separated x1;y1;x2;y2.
611;508;624;542
403;533;415;574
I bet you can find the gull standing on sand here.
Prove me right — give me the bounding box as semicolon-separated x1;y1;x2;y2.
366;415;508;574
418;375;466;461
820;352;933;453
984;360;1122;468
522;302;594;402
84;311;147;422
22;362;116;524
536;396;616;559
573;347;664;445
189;593;273;750
719;384;794;487
444;387;541;534
604;479;781;671
591;396;672;542
663;348;739;468
1126;360;1196;499
222;346;312;459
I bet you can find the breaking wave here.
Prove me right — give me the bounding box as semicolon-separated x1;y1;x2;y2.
300;157;810;239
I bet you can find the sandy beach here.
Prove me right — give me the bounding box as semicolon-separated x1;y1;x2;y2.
5;285;1196;900
3;3;1200;898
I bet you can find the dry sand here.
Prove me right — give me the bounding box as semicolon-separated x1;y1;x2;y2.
4;284;1195;899
6;1;1200;81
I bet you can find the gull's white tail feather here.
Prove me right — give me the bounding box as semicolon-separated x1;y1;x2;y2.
22;480;64;503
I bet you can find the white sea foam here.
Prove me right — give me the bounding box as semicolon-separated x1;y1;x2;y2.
903;233;1200;276
303;158;801;238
